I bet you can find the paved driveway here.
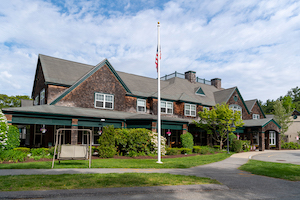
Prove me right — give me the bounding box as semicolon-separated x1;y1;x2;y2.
1;150;300;200
251;150;300;165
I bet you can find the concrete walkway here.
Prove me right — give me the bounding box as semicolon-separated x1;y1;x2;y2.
1;150;300;200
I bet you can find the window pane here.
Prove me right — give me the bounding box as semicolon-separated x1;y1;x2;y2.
191;105;196;111
96;94;104;101
167;102;172;108
185;104;190;110
105;95;113;102
185;110;190;115
161;102;166;108
105;102;113;108
191;111;196;116
137;100;145;106
96;101;104;108
138;106;145;112
161;107;166;113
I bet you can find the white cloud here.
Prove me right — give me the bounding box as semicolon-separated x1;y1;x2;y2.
0;0;299;103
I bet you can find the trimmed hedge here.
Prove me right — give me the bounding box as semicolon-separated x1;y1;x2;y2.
180;132;194;150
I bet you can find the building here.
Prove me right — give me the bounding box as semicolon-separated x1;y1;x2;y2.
2;54;281;150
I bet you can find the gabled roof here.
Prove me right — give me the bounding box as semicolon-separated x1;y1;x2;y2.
243;118;281;129
245;99;266;118
214;87;250;114
39;54;94;86
214;87;236;104
50;59;131;105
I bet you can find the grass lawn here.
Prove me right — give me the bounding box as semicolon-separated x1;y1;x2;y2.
0;153;231;169
0;173;220;191
239;160;300;181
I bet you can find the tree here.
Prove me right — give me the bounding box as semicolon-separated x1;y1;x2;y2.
261;99;276;114
287;86;300;110
0;94;31;109
273;100;293;135
0;109;8;150
194;103;244;150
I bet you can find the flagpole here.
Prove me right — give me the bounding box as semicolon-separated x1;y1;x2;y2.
157;22;162;164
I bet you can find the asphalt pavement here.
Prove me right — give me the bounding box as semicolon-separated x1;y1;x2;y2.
1;150;300;200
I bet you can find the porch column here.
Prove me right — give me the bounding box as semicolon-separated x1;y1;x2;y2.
71;119;78;145
276;132;281;150
265;132;270;149
5;114;12;125
259;132;265;151
182;124;188;134
151;122;157;133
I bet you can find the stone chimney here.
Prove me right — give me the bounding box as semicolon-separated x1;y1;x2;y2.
211;78;221;89
185;71;196;83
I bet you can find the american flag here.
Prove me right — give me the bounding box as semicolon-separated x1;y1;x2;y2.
155;46;161;71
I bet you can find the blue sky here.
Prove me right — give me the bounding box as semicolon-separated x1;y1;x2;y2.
0;0;300;102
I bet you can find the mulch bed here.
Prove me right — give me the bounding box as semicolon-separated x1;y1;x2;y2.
1;154;202;164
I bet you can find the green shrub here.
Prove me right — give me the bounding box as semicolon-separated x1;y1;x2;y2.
213;145;220;149
13;147;30;154
97;126;116;158
6;125;20;150
0;149;27;162
166;148;181;155
180;132;194;150
194;146;217;154
180;148;193;154
30;148;50;160
282;142;300;149
231;139;243;152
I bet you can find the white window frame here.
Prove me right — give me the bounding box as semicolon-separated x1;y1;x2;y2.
253;114;260;119
161;101;173;114
34;95;39;106
229;104;242;118
40;88;45;105
137;99;146;112
269;131;276;145
203;106;210;111
94;93;114;109
185;103;197;117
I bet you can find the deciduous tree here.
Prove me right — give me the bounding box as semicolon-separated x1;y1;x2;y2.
194;103;244;150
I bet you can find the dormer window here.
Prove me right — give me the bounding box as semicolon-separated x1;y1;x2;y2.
95;93;114;109
137;99;146;112
195;87;205;96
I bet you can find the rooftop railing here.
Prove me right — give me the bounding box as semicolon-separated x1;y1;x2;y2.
160;71;211;85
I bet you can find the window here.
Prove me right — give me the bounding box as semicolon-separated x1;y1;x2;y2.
203;106;210;111
40;89;45;105
161;101;173;114
229;104;242;118
95;93;114;109
185;103;196;116
137;99;146;112
253;114;260;119
195;87;205;96
34;95;39;106
269;131;276;145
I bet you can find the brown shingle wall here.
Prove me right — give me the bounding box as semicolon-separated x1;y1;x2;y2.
263;121;280;133
32;63;47;103
55;64;127;110
251;102;265;119
227;90;251;120
48;85;68;104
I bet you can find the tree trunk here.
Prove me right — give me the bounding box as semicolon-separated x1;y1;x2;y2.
219;139;223;150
